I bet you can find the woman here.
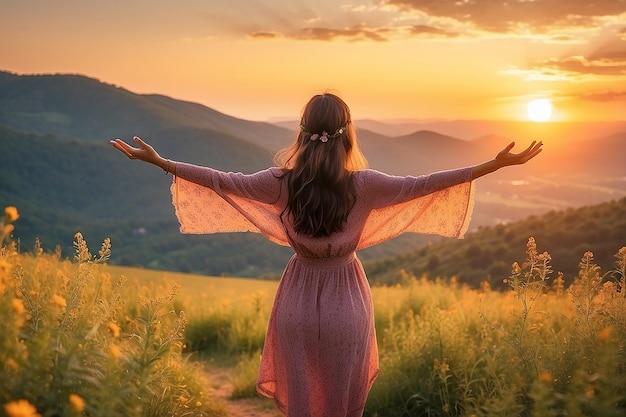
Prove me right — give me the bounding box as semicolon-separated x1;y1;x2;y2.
110;93;542;417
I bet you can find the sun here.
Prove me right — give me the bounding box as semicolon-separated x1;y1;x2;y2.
527;98;553;123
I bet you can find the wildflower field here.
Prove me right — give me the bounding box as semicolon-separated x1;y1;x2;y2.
1;207;625;416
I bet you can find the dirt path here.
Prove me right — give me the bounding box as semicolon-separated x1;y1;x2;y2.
202;363;283;417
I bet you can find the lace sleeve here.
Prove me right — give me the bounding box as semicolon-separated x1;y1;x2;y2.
357;168;475;250
170;165;290;246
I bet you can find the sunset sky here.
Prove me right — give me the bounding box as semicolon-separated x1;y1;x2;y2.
1;0;625;122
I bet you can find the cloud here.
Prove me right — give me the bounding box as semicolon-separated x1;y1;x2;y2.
295;24;392;42
383;0;626;33
576;90;626;102
500;67;573;82
501;30;626;85
539;55;626;76
589;42;626;63
263;22;465;42
247;25;394;42
250;31;280;40
231;0;468;42
408;24;459;37
502;52;626;83
212;0;625;44
254;23;461;42
533;35;626;77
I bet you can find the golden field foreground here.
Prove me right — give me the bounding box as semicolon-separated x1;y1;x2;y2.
1;213;625;416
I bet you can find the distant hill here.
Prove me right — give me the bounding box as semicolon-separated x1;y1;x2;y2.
1;70;625;277
276;117;626;143
0;70;292;150
364;197;626;288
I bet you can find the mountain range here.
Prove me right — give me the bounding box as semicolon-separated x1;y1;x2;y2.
1;70;625;278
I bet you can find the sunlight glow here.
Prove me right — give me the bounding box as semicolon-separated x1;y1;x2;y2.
527;98;553;123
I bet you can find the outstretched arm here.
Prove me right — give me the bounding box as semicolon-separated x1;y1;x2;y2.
471;141;543;180
110;136;173;173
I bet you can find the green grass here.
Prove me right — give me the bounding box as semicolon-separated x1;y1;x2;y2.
366;240;626;417
104;264;279;303
0;234;226;417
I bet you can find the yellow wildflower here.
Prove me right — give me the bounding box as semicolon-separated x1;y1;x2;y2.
52;294;67;308
68;394;85;412
6;358;18;371
98;238;111;259
11;299;25;315
539;371;553;383
0;258;12;273
3;224;14;237
433;358;450;377
4;399;41;417
4;206;19;223
107;322;121;338
109;344;121;359
195;401;202;407
596;327;613;343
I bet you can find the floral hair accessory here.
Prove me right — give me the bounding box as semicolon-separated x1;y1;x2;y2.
300;125;346;143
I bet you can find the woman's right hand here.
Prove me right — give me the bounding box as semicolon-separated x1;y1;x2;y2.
110;136;166;169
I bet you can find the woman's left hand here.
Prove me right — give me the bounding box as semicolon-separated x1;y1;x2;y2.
471;140;543;180
495;141;543;167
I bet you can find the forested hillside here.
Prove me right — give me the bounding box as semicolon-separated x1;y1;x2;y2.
0;124;298;276
364;197;626;288
0;71;291;149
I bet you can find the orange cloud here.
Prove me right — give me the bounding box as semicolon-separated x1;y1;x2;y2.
539;56;626;76
248;22;463;42
408;24;459;37
295;24;391;42
383;0;626;33
238;2;626;44
532;38;626;77
576;90;626;102
250;32;280;39
250;24;460;42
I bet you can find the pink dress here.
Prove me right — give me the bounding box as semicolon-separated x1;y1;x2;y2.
171;163;474;417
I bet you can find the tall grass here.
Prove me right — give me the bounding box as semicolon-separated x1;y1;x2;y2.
175;235;626;416
0;222;224;416
2;204;624;417
367;238;626;417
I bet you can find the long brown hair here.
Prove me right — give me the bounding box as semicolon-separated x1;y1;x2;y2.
274;93;368;237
